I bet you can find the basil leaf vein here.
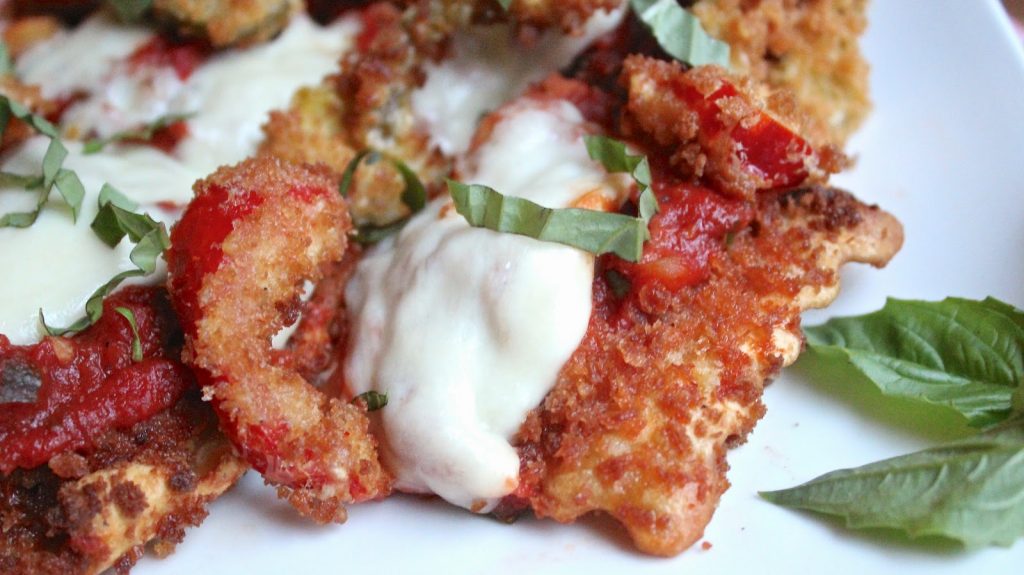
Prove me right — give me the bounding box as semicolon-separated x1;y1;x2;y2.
760;417;1024;548
802;297;1024;428
629;0;731;69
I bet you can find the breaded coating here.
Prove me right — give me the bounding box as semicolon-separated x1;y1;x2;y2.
167;157;391;524
691;0;870;144
620;57;848;199
261;3;448;227
152;0;301;47
0;392;245;575
485;57;900;556
0;287;246;575
505;186;902;556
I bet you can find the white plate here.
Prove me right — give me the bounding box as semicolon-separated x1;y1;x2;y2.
136;1;1024;573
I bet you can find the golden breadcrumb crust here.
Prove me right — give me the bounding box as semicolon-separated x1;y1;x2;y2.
691;0;870;144
0;391;246;575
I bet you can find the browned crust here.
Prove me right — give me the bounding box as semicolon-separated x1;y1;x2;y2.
506;186;901;555
0;391;246;575
182;157;390;522
151;0;301;47
620;56;848;199
691;0;871;144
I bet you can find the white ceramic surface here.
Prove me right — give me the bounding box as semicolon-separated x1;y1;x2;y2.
135;1;1024;573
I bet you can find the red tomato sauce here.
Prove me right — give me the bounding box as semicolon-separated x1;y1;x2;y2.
606;178;754;294
0;287;192;473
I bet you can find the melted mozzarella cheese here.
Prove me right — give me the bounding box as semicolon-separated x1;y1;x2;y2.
0;137;193;344
345;99;630;511
411;6;625;157
176;14;358;174
0;15;358;345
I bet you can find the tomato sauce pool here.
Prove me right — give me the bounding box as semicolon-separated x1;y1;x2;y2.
0;287;193;473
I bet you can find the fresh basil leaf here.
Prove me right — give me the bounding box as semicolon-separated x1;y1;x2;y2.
106;0;154;22
4;97;58;138
97;183;139;211
338;149;426;212
0;95;89;226
43;214;169;336
352;390;388;411
82;112;193;154
448;180;649;262
0;186;48;229
760;417;1024;548
91;196;163;248
629;0;731;68
338;150;374;198
584;135;659;223
0;171;43;189
0;41;13;76
114;307;143;362
803;297;1024;428
353;219;408;245
41;138;66;189
53;169;85;222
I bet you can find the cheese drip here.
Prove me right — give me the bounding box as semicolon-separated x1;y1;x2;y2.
345;98;630;511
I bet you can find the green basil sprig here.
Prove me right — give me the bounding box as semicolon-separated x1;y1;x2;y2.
629;0;731;69
803;297;1024;428
82;112;195;154
764;296;1024;548
761;416;1024;548
114;306;144;362
352;390;388;412
448;180;648;261
449;136;658;262
0;96;85;228
41;187;170;336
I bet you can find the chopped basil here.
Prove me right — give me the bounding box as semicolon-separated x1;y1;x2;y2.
41;199;170;336
0;95;85;227
0;41;13;76
583;135;659;223
91;184;162;247
761;416;1024;548
82;112;194;154
106;0;154;22
802;297;1024;428
338;150;427;244
352;390;388;411
629;0;731;69
114;307;144;362
496;0;513;10
448;180;650;262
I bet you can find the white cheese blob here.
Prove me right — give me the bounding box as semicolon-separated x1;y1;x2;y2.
176;14;359;174
411;6;625;157
1;14;358;345
0;137;193;344
345;98;630;511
